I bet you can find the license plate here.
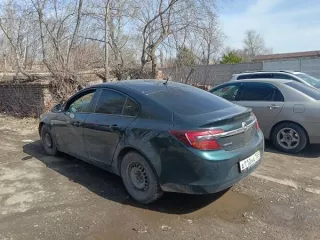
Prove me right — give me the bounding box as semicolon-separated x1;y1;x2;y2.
239;151;260;171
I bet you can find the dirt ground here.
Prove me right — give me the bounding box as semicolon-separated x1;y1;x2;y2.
0;114;320;240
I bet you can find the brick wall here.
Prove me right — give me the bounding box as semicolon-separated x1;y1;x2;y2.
0;79;103;117
0;81;51;117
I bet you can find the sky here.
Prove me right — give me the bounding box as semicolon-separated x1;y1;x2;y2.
219;0;320;53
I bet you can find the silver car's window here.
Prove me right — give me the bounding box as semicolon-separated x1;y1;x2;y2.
249;73;273;79
239;83;276;101
211;84;240;101
237;74;252;80
273;73;295;80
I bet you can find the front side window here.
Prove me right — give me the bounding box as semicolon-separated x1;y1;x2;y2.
95;89;126;115
67;91;95;113
211;84;240;101
240;83;275;101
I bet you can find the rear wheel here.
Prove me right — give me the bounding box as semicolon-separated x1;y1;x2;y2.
40;124;58;156
121;151;163;204
271;123;307;153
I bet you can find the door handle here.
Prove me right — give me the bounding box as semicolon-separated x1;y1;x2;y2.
101;124;120;131
73;121;83;127
110;124;120;130
267;104;280;109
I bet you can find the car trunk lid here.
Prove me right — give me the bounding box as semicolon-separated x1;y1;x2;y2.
173;105;258;151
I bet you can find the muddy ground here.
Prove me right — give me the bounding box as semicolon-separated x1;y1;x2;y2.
0;114;320;240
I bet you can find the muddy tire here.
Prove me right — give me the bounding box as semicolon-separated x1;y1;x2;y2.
40;124;58;156
121;151;163;204
271;123;308;153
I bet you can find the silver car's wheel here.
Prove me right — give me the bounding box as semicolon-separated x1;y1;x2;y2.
272;123;308;153
276;128;300;150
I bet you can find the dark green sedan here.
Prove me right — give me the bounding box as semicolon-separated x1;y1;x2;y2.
39;80;264;204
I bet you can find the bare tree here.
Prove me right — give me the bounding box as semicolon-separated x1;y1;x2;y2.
243;29;272;61
199;14;224;65
0;0;39;79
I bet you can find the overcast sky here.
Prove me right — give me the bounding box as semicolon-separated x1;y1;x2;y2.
219;0;320;53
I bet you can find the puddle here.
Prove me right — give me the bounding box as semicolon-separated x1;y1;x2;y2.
85;190;254;240
183;190;253;223
261;203;299;227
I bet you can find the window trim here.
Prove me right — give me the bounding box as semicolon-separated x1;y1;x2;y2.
238;82;284;102
64;88;97;114
92;88;141;117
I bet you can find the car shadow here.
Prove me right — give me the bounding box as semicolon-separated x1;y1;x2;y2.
22;140;228;215
264;140;320;158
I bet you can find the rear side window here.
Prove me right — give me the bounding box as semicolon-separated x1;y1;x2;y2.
95;89;126;115
239;83;280;101
148;86;233;116
249;73;273;79
273;73;295;80
285;82;320;100
123;98;139;116
273;88;284;101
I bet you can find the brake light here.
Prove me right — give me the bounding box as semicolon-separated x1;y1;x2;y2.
252;113;259;129
169;129;224;150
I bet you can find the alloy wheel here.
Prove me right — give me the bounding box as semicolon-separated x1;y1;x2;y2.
276;128;300;150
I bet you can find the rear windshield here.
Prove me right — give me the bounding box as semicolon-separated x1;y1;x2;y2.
148;85;233;115
285;81;320;100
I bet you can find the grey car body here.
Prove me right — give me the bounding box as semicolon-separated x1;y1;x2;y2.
210;78;320;153
230;71;320;89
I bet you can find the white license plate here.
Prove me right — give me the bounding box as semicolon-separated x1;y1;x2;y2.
239;151;260;171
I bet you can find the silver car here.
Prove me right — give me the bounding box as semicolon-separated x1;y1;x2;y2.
230;71;320;89
210;78;320;153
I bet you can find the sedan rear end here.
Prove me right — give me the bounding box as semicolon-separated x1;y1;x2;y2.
146;83;264;194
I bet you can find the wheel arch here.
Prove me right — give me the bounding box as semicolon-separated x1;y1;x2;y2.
115;146;160;178
269;120;309;143
38;122;45;135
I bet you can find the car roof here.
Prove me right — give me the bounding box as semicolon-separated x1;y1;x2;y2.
223;78;293;87
233;70;302;75
91;79;187;95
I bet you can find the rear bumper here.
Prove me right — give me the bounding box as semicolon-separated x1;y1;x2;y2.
161;155;262;194
302;122;320;144
159;130;264;194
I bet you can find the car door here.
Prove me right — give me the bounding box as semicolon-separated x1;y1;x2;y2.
53;89;98;159
83;88;140;165
236;82;284;133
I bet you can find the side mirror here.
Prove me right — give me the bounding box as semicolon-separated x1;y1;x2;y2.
52;103;64;112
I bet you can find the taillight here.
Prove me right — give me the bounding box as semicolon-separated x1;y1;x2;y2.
169;129;224;150
252;113;259;129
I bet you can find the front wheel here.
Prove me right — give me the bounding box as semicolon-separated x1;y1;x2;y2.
271;123;308;153
40;124;58;156
121;151;163;204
